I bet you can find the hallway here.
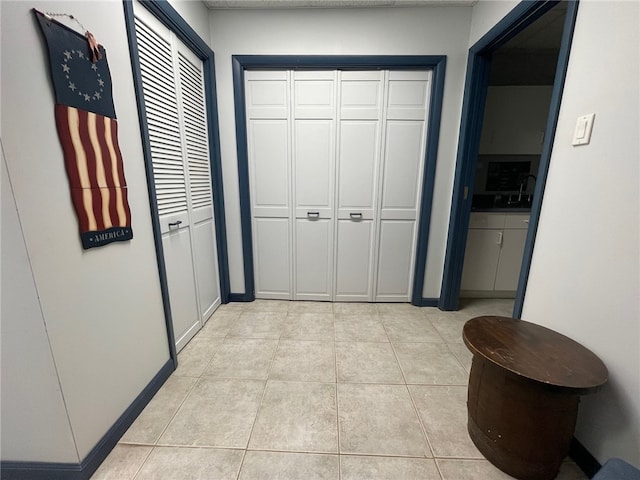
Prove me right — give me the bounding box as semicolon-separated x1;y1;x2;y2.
92;300;586;479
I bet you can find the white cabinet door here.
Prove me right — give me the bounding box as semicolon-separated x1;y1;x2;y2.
246;71;291;299
335;71;382;301
460;229;503;291
494;229;527;291
376;71;430;301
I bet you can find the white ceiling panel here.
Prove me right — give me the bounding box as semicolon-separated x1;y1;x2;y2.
204;0;478;9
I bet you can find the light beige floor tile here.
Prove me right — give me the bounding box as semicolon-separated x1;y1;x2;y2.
174;337;223;377
448;343;473;373
198;312;240;338
90;444;152;480
239;451;339;479
121;376;197;445
409;385;482;458
462;299;515;318
249;381;338;453
282;313;335;340
336;342;404;384
216;302;248;313
269;340;335;382
341;455;440;480
437;458;515;479
227;312;285;339
288;301;334;314
425;313;470;344
377;303;427;316
158;378;264;448
381;315;444;343
134;446;244;480
334;314;388;342
203;339;278;380
333;303;378;315
337;384;430;457
394;342;468;385
244;299;290;312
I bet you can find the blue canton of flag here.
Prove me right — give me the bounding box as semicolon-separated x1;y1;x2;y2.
36;11;116;119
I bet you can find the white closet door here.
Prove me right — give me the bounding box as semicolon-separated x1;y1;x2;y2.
135;7;199;351
177;47;221;321
246;71;292;299
293;71;335;300
376;71;431;302
335;71;383;301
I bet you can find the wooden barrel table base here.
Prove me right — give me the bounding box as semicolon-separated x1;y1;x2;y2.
463;316;608;480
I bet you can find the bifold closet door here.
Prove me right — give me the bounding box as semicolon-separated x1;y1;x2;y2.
135;3;221;350
375;71;430;301
246;71;292;299
293;71;336;301
334;71;383;301
245;69;431;302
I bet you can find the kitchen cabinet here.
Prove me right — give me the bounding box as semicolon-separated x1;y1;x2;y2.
461;213;530;295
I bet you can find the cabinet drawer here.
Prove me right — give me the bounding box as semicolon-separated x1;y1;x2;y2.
504;214;530;229
469;213;506;229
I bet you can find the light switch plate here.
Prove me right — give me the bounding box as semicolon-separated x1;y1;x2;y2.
572;113;595;146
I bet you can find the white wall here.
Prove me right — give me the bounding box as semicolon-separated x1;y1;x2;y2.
468;0;519;47
209;6;473;298
522;0;640;467
167;0;211;44
1;0;170;462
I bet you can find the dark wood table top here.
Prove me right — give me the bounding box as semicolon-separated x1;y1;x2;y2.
463;316;608;394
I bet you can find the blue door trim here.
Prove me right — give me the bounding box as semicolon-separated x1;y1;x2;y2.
232;55;447;305
439;0;579;313
123;0;231;366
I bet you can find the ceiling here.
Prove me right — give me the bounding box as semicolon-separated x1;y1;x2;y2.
204;0;478;9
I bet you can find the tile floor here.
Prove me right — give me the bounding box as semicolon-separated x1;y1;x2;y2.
92;299;587;480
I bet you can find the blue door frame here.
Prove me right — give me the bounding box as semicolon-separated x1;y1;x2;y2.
439;0;579;315
231;55;447;306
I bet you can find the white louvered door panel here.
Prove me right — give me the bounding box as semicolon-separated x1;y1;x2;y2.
177;45;221;322
134;2;219;351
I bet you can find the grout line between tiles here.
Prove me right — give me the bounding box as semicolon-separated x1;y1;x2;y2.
129;444;155;480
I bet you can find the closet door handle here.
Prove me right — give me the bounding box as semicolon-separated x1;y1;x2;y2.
307;211;320;219
349;212;363;220
168;220;183;228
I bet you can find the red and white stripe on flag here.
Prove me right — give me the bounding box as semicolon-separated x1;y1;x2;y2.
54;104;132;235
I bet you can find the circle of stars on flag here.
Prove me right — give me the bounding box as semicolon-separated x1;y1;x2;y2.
61;49;105;103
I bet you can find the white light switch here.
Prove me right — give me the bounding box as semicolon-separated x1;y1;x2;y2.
572;113;595;146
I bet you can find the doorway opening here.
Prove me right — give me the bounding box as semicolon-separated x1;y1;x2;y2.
440;0;579;314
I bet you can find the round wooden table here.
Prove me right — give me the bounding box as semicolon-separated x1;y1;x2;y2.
463;316;608;480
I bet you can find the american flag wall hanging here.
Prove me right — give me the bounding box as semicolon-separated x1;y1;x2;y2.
34;9;133;249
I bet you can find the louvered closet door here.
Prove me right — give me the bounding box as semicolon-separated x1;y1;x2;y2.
135;3;220;351
375;71;431;301
293;71;335;300
177;47;221;321
335;71;383;301
246;71;291;299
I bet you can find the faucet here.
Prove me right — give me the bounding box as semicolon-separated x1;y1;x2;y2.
519;174;537;203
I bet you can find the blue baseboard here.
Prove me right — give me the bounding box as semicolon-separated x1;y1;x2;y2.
570;437;602;479
0;359;174;480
